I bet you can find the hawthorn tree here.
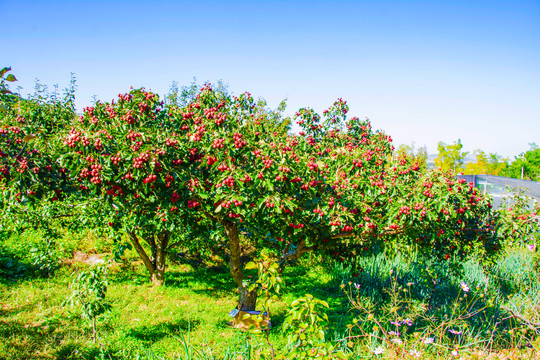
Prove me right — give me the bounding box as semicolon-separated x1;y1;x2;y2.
4;79;498;310
0;71;79;251
161;89;497;309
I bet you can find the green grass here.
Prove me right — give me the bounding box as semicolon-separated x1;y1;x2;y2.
0;231;539;359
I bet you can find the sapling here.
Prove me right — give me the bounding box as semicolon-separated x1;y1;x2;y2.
64;264;111;343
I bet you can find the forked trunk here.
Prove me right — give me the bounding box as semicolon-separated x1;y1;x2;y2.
127;230;170;286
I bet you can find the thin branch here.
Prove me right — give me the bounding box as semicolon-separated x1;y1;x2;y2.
501;306;540;329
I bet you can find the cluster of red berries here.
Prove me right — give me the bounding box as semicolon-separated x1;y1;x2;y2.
94;138;103;150
117;93;133;102
106;185;124;197
170;192;180;204
181;112;194;121
89;163;103;184
308;161;318;171
313;208;324;217
188;178;199;191
399;206;411;215
111;154;121;165
262;158;273;168
143;174;157;184
366;222;377;230
213;138;225;149
187;200;200;208
423;181;434;189
206;156;217;166
131;140;144;152
191;124;206;141
126;131;143;141
222;176;235;187
64;129;82;148
233;132;247;148
217;164;230;171
138;102;149;113
133;153;150;169
278;165;291;173
16;158;28;173
122;110;135;124
165;137;178;147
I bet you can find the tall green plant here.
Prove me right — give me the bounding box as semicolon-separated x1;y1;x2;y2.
64;264;111;343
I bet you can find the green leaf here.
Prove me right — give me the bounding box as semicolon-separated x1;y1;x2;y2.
0;67;10;78
6;74;17;82
245;261;257;270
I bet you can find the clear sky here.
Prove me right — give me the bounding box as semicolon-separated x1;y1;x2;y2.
2;0;539;159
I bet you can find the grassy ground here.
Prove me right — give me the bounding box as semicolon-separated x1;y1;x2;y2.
0;231;539;359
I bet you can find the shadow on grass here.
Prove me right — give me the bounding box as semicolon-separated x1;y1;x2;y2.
0;246;39;283
0;318;80;359
126;318;201;343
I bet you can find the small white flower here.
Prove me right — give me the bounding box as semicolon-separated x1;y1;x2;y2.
460;282;470;292
373;346;385;355
409;349;421;358
391;338;403;344
423;337;435;344
451;349;459;357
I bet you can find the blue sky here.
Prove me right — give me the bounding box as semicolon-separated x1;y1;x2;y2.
2;0;539;159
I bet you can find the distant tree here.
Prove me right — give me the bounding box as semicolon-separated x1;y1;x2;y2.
434;139;468;173
465;150;509;176
509;143;540;181
487;153;510;176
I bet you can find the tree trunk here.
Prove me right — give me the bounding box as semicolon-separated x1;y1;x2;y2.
92;316;96;343
127;230;169;286
238;287;258;311
222;220;257;310
153;231;169;286
278;238;313;273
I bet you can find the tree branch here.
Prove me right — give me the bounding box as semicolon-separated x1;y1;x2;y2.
501;306;540;329
127;231;155;275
